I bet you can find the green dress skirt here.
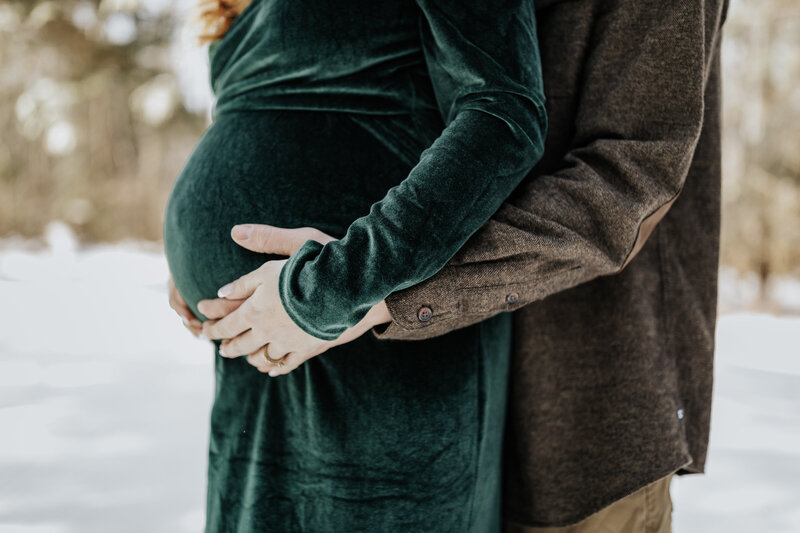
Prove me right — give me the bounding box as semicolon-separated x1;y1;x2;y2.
163;0;546;530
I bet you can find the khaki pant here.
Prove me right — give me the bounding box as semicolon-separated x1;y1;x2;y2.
504;474;674;533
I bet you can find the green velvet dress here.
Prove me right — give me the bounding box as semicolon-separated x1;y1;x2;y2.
163;0;546;531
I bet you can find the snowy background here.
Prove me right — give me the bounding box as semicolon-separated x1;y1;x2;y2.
0;223;798;533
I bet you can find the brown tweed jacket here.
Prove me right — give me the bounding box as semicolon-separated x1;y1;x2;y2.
370;0;730;527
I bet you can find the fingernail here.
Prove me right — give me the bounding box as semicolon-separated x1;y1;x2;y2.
232;224;253;240
218;345;227;356
182;316;190;326
198;332;209;341
217;283;233;298
268;369;279;377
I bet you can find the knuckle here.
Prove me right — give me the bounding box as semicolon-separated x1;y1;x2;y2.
224;340;238;356
258;226;275;249
246;297;265;316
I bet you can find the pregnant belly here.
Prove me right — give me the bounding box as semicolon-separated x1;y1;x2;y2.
163;109;417;319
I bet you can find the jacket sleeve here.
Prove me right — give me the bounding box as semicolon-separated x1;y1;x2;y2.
277;0;547;340
371;0;728;341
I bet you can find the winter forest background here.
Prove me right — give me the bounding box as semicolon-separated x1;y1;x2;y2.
1;0;799;532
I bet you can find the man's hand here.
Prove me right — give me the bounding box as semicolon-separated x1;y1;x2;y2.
197;224;392;376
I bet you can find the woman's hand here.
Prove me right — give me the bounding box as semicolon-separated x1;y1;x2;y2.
238;299;390;377
201;257;332;372
168;274;206;338
198;224;392;376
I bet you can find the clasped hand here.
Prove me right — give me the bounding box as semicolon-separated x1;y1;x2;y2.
168;224;391;377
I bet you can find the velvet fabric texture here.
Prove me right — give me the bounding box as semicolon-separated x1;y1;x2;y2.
162;0;546;531
369;0;730;527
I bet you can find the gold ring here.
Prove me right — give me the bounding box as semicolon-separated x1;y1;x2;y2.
262;344;287;367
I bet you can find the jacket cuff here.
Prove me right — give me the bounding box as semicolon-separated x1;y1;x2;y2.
369;274;533;341
369;284;461;341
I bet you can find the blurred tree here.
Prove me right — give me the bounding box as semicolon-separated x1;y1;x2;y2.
720;0;800;285
0;0;208;242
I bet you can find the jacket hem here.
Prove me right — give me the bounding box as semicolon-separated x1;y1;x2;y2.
503;455;694;528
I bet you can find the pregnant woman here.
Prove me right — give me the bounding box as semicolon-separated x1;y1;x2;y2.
163;0;546;531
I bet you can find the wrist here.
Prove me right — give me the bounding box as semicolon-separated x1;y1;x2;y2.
364;299;392;328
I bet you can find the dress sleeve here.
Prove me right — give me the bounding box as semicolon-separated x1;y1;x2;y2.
277;0;547;340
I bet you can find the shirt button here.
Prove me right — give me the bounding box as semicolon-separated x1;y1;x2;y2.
417;306;433;322
506;292;519;304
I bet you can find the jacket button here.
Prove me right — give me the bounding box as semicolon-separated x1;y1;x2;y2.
417;306;433;322
506;292;519;304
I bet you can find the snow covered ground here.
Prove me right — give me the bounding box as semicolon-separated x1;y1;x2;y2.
0;223;798;533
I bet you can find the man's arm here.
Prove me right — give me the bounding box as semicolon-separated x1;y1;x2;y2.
371;0;729;341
